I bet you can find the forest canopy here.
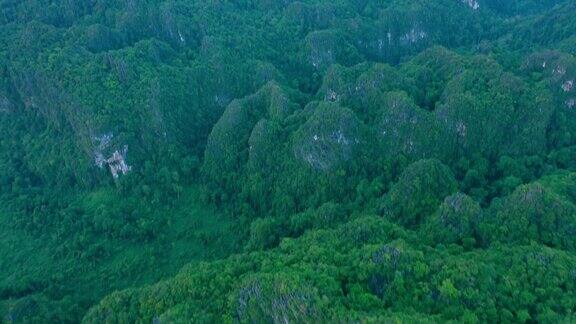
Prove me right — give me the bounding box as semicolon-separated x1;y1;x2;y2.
1;0;576;322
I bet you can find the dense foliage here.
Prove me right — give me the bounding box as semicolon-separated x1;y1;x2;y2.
1;0;576;322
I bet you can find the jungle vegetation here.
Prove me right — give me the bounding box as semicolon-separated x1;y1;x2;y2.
1;0;576;322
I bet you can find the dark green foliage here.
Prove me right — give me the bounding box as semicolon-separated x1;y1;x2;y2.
376;91;453;160
484;0;564;16
420;193;482;246
246;217;284;251
84;215;576;323
381;159;458;227
2;0;576;322
203;82;298;188
232;272;334;323
436;56;555;158
481;175;576;250
292;102;365;172
289;202;348;236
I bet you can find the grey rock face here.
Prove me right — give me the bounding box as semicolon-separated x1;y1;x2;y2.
0;95;12;113
93;133;132;179
293;103;362;171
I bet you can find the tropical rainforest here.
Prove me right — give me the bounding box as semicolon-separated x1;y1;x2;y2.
1;0;576;323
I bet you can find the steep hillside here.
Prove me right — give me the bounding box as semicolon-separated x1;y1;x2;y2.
1;0;576;322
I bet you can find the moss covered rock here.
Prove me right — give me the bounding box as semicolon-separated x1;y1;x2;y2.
292;102;364;172
381;159;458;227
